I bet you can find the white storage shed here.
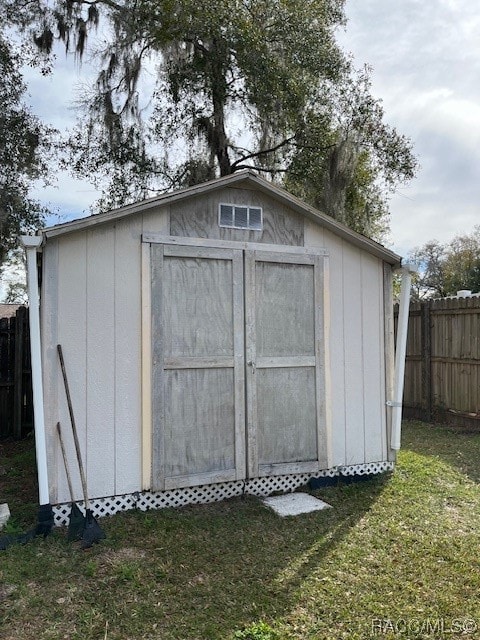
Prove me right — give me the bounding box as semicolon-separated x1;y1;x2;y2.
26;171;407;524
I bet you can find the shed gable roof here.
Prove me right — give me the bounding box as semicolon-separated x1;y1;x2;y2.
42;170;401;265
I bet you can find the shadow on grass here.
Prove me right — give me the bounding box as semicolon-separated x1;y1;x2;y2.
1;480;390;640
5;425;480;639
55;475;389;640
1;436;390;640
401;419;480;484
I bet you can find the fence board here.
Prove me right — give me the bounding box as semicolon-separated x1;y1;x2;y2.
396;295;480;427
0;307;33;439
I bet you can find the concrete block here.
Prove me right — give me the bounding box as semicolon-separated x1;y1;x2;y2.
0;503;10;530
262;492;331;517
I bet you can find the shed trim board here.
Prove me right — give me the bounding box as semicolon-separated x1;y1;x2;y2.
142;233;329;256
141;242;152;490
146;237;330;490
383;263;396;463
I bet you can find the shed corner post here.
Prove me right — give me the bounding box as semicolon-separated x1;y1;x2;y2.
141;240;153;491
20;234;52;519
389;262;418;451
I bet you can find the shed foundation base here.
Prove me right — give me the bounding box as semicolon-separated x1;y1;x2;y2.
52;460;394;526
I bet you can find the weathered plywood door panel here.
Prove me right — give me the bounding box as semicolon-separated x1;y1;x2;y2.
245;250;327;478
151;244;245;490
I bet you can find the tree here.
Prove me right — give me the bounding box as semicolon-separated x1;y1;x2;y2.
11;0;417;240
409;227;480;299
0;29;51;274
445;230;480;294
2;249;28;303
284;67;416;238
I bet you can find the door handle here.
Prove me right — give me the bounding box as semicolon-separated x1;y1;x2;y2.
247;360;256;374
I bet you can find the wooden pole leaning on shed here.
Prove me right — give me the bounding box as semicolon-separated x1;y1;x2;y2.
56;422;86;542
57;344;105;548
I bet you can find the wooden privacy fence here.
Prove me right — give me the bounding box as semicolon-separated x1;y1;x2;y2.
0;306;33;439
398;295;480;427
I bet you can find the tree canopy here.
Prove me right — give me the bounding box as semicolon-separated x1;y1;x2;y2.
0;29;51;272
7;0;417;242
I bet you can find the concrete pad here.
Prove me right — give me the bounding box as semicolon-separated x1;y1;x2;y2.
0;503;10;530
262;492;331;517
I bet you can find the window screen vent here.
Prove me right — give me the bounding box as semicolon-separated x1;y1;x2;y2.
219;203;263;230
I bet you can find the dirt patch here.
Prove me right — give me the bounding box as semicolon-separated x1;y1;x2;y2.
99;547;148;566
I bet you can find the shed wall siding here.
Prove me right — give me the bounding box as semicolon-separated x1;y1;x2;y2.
43;201;389;504
170;187;304;246
86;227;115;499
56;232;87;504
304;220;387;467
43;209;169;503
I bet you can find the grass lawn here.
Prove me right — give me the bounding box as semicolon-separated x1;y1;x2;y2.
1;421;480;639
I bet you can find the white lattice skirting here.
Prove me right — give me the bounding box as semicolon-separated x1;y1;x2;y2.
52;460;394;526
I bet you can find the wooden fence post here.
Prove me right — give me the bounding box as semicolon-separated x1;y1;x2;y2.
13;306;26;439
421;300;432;422
0;305;33;439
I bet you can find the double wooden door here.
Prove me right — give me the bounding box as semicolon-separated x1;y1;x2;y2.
151;241;328;490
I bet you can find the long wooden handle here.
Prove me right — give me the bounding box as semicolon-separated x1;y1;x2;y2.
56;422;75;502
57;344;89;510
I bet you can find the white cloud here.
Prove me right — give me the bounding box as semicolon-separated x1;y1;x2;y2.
30;171;98;224
415;94;480;152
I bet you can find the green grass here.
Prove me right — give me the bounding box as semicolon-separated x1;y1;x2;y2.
2;421;480;639
0;436;38;530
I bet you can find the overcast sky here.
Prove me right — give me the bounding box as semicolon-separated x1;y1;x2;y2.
27;0;480;259
339;0;480;256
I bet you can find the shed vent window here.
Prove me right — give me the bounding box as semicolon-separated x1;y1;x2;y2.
219;204;263;231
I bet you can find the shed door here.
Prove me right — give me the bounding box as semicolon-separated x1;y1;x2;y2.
151;244;245;490
245;250;328;477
